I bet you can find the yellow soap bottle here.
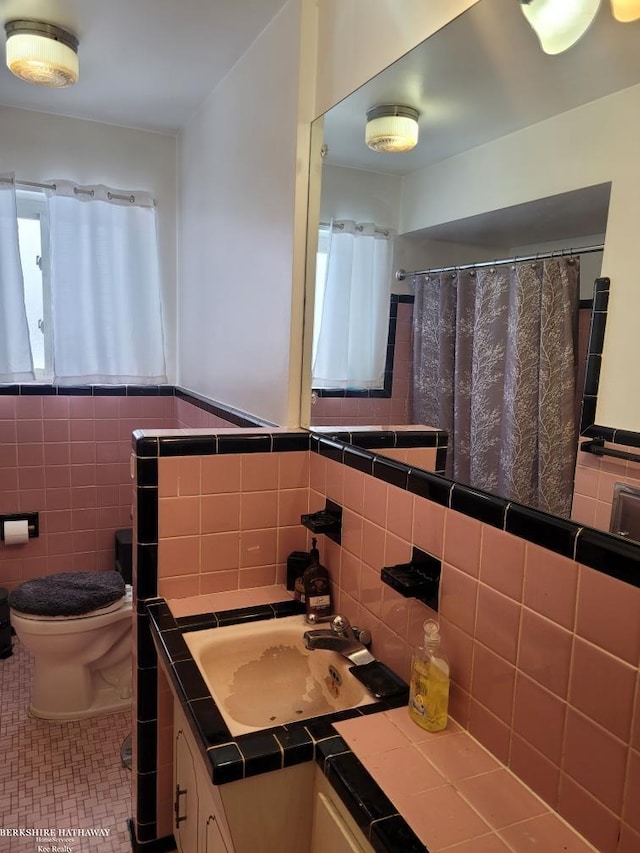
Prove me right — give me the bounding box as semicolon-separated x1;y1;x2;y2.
408;619;450;732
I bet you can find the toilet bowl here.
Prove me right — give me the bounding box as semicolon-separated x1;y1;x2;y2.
9;571;133;721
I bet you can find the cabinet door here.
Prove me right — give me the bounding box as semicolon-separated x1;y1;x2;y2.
311;792;367;853
174;727;200;853
202;814;230;853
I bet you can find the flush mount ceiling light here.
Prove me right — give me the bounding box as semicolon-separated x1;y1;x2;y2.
610;0;640;21
5;19;79;87
519;0;601;54
365;105;420;153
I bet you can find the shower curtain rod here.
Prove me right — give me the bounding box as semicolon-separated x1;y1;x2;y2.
395;243;604;281
0;175;148;204
320;220;391;237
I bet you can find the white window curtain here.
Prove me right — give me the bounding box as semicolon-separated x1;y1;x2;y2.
312;220;394;390
47;181;166;384
0;174;35;381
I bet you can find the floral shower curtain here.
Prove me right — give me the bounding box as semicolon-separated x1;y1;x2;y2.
412;258;580;517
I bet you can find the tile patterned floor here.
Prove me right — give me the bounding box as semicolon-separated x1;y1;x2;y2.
0;638;133;853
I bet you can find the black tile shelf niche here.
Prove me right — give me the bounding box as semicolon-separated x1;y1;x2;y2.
301;498;343;544
381;547;441;610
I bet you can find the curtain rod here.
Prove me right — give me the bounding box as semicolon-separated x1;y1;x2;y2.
319;220;391;237
395;243;604;281
0;175;146;204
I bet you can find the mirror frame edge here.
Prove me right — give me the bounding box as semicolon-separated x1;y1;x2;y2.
300;116;324;430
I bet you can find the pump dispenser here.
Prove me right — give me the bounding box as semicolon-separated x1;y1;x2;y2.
408;619;450;732
302;538;332;621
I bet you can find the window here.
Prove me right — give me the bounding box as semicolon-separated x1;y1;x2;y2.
16;190;52;379
1;179;166;386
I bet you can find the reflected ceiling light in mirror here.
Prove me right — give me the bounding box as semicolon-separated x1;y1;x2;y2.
610;0;640;20
4;20;79;87
519;0;601;54
365;105;419;153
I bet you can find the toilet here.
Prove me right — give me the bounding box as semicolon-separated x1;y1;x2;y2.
9;570;133;721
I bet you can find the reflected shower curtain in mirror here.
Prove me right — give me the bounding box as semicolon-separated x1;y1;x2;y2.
412;258;579;517
312;221;393;389
0;174;34;381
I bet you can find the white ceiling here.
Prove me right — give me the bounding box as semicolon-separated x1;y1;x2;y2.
0;0;287;133
318;0;640;248
322;0;640;177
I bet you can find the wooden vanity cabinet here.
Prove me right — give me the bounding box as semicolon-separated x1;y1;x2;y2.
173;699;315;853
310;769;375;853
174;696;377;853
174;700;232;853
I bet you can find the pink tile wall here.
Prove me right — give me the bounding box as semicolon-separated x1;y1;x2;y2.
145;439;638;851
310;301;413;426
0;393;237;592
156;451;310;598
174;397;242;429
572;439;640;534
310;454;640;853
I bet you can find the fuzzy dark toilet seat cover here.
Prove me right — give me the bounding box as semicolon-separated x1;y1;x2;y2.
9;571;126;617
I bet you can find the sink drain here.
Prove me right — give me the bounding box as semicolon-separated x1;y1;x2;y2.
328;665;342;686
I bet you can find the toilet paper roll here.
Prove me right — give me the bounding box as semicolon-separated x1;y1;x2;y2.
3;519;29;546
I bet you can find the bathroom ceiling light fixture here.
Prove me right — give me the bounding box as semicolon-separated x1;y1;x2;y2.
365;105;420;153
610;0;640;21
519;0;601;54
4;19;79;87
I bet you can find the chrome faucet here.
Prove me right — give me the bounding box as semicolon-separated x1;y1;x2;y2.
303;614;375;666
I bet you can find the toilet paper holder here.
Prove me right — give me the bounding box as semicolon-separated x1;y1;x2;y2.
0;512;39;541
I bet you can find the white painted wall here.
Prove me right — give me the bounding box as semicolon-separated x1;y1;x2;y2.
0;105;178;382
319;164;402;227
400;84;640;431
178;0;313;426
315;0;478;117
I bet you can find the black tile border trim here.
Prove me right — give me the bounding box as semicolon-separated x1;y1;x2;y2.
127;821;175;852
311;426;447;453
579;277;640;452
316;737;427;851
311;434;640;588
147;599;415;852
150;431;310;458
174;387;276;428
0;382;271;428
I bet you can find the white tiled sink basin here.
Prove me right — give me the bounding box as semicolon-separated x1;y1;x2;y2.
183;614;376;735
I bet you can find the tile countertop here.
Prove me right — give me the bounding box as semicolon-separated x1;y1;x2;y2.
165;589;597;853
332;713;597;852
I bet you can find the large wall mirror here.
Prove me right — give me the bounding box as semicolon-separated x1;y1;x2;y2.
301;0;640;543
